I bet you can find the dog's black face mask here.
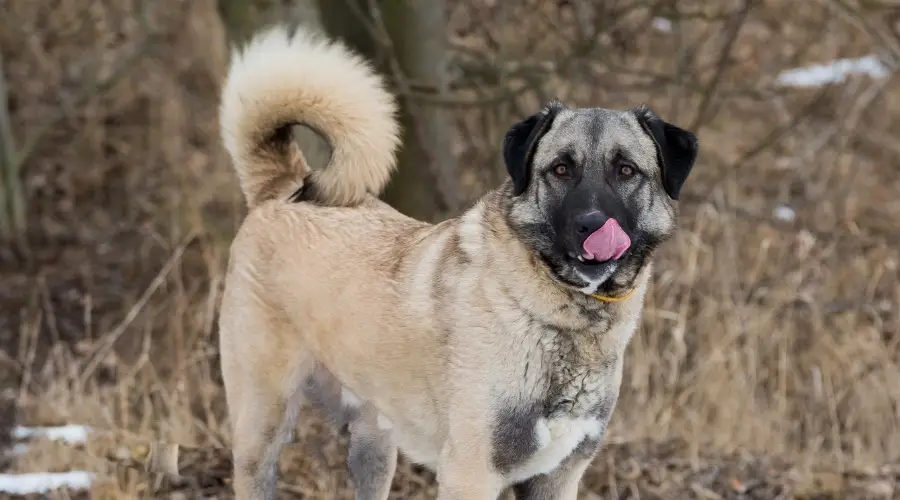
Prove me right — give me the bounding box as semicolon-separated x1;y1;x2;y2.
502;101;699;295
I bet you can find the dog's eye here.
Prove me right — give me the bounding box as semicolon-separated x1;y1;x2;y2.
617;162;636;179
553;163;569;177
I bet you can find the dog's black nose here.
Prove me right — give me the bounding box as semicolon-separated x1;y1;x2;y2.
574;211;608;236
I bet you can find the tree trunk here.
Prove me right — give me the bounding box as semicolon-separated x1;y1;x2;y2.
0;53;26;247
216;0;258;44
318;0;460;222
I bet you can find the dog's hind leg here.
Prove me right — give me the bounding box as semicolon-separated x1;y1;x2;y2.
226;358;308;500
347;403;397;500
301;365;397;499
219;294;313;500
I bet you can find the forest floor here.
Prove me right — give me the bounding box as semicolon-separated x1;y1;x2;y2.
1;417;898;499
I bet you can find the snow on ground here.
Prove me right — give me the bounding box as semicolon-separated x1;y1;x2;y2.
0;471;94;495
0;425;96;494
5;443;29;457
652;17;672;32
776;55;891;87
773;205;796;223
12;425;91;445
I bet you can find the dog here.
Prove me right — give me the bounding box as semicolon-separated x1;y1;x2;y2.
216;24;699;500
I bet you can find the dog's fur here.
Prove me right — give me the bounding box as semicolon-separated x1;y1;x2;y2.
217;25;699;500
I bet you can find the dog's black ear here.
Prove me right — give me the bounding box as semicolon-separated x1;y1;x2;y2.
503;101;565;196
634;105;699;201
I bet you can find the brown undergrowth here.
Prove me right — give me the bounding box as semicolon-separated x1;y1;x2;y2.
0;0;898;498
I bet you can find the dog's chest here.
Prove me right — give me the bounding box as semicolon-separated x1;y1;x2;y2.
491;313;633;483
494;368;618;481
503;414;604;484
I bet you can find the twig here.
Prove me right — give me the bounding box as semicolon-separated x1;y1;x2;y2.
77;232;197;386
398;84;533;107
664;6;743;22
0;46;33;246
679;190;900;249
731;85;834;169
817;0;900;65
689;0;759;131
9;37;157;183
0;0;160;244
0;53;23;244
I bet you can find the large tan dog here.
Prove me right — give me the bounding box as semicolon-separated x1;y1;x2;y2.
217;24;699;500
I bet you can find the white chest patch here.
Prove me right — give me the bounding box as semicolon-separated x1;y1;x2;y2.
575;266;617;295
506;416;603;484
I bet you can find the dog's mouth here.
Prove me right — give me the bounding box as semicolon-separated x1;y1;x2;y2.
569;218;632;265
562;250;622;285
566;251;627;265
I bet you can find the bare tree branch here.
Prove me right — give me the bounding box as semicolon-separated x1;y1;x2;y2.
817;0;900;65
0;53;19;241
731;86;835;169
689;0;760;131
0;1;159;244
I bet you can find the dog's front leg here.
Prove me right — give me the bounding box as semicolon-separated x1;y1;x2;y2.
435;440;505;500
435;399;505;500
347;403;398;500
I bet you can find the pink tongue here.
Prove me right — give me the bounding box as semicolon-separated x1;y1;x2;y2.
582;218;631;261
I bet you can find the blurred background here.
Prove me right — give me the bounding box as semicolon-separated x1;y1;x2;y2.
1;0;899;498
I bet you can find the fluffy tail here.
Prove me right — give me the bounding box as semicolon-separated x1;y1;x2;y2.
219;25;401;208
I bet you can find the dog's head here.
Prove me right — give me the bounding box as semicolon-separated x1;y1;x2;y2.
502;100;699;294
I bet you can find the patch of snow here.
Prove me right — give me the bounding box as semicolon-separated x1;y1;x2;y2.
652;17;672;32
12;425;91;445
0;471;94;494
4;443;29;457
776;55;890;87
773;205;796;223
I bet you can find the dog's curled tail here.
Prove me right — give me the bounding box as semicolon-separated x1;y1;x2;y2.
219;25;401;208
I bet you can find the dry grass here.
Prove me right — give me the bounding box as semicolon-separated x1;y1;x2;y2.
0;0;898;498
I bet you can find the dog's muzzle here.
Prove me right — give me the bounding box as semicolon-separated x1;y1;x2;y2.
573;211;631;262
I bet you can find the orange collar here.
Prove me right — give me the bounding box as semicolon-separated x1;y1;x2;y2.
591;288;636;303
